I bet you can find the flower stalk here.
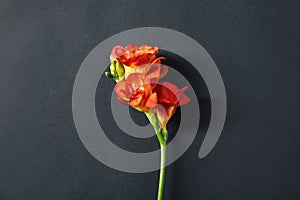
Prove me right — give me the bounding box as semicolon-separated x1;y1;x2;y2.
146;113;167;200
157;130;167;200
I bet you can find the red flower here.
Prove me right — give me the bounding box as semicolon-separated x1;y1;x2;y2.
115;71;190;129
111;43;190;130
110;44;168;80
110;44;159;67
114;63;162;112
151;82;190;130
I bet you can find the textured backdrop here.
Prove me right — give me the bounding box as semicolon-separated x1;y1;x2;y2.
0;0;299;199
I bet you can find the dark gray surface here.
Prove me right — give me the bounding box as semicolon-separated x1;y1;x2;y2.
0;0;299;199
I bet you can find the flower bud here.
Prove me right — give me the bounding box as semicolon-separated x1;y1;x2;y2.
108;61;121;81
110;61;116;72
105;72;113;78
116;61;125;78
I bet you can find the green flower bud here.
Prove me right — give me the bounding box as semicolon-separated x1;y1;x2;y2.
111;71;117;79
110;61;116;72
116;61;125;78
105;61;125;82
105;72;113;78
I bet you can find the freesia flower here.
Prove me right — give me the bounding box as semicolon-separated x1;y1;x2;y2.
109;44;168;80
114;73;158;112
151;82;190;131
110;43;159;66
114;72;190;130
105;43;190;200
114;61;163;112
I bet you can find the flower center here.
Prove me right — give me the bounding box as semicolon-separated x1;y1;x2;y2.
130;87;146;101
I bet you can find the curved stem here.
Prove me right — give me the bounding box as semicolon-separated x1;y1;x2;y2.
157;143;166;200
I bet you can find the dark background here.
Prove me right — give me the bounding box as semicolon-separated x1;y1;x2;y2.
0;0;299;199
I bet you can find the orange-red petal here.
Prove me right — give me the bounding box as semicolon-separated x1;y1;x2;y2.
129;95;143;107
144;92;158;109
126;73;145;91
110;45;125;62
114;80;131;100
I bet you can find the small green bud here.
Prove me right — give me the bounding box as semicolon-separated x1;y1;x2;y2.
111;70;118;78
110;61;116;72
105;72;113;78
116;61;125;77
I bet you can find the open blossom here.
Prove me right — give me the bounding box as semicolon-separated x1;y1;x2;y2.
114;71;190;130
151;82;190;130
114;63;162;112
110;44;168;80
114;73;157;112
110;44;159;66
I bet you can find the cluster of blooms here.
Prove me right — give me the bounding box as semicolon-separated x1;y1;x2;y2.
105;44;190;133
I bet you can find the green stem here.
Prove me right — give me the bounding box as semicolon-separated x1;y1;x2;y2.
157;142;166;200
144;112;168;200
